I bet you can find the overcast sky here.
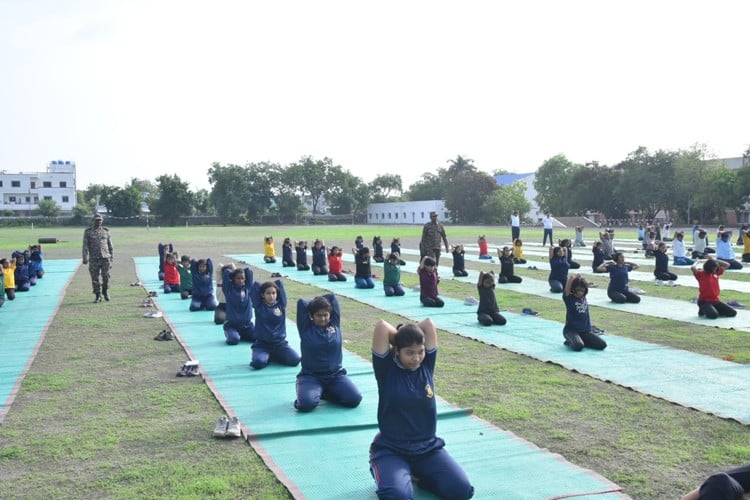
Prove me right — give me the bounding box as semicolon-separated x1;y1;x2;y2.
1;0;747;193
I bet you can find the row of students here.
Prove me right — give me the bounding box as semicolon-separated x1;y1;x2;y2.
157;243;218;311
1;245;46;304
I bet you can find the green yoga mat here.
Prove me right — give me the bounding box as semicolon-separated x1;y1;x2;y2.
135;256;625;499
0;259;80;422
231;254;750;425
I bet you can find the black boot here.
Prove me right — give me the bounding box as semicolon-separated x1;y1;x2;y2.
94;293;102;303
103;289;110;301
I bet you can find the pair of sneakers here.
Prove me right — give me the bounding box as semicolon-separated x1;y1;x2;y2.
154;329;174;341
213;416;241;438
176;360;200;377
144;310;163;318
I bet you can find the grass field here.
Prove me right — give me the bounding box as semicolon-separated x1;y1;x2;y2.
1;224;749;499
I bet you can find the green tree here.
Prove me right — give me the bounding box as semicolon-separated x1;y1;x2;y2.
565;164;625;218
287;156;338;214
614;147;677;220
406;172;444;201
208;163;252;222
193;189;214;216
445;170;498;223
37;198;60;219
129;178;158;202
534;154;577;214
479;182;531;224
150;174;194;226
328;169;369;215
369;174;403;203
106;187;143;218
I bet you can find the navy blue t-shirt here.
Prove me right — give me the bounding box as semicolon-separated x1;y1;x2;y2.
654;251;668;274
549;256;570;284
251;279;287;346
372;347;437;447
605;264;632;292
563;293;591;333
296;294;343;376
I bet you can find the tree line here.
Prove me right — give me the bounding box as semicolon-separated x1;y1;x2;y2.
66;145;748;226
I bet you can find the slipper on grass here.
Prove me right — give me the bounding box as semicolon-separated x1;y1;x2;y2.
522;308;539;316
728;300;746;308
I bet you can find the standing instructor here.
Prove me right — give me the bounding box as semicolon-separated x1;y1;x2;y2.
82;213;114;303
419;211;449;266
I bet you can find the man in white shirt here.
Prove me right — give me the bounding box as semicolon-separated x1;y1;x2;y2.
510;210;520;242
671;232;694;266
542;213;553;246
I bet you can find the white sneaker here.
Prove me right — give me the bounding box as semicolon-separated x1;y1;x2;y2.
225;416;241;438
667;280;676;287
213;416;228;437
654;279;664;286
144;310;163;318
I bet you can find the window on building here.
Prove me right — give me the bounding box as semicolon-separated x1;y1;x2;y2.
9;196;16;202
11;180;20;187
43;181;52;188
60;181;67;188
388;213;392;219
421;212;424;219
31;181;36;188
34;197;38;203
44;196;52;201
25;197;31;202
62;196;69;203
0;181;2;187
395;213;398;219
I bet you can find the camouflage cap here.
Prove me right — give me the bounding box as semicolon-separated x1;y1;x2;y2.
93;214;103;221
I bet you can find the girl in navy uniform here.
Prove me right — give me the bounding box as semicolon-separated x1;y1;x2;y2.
249;280;300;370
598;252;640;304
548;245;570;293
294;294;362;412
451;244;468;277
311;239;328;275
369;319;474;500
189;258;218;311
12;251;32;292
295;241;310;271
563;274;607;351
383;253;405;296
29;244;44;279
281;238;296;267
653;242;677;285
477;271;507;326
592;241;606;273
354;247;375;289
372;236;385;263
496;246;522;283
559;238;581;269
222;267;255;345
390;238;406;266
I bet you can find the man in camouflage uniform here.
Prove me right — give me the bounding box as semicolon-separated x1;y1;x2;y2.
82;214;114;303
419;211;449;266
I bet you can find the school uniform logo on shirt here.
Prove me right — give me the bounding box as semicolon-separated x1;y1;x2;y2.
576;300;588;314
325;326;335;335
425;384;434;399
273;307;281;316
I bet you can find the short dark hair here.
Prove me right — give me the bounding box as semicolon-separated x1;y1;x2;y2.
393;323;425;349
308;296;332;316
423;257;436;266
259;281;279;296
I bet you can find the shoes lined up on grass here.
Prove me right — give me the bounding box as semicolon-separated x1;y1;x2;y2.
144;310;163;318
176;360;200;377
140;299;155;308
148;291;158;297
213;416;241;438
464;297;479;306
522;308;539;316
154;329;174;341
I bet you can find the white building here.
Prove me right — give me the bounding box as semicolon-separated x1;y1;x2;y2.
0;160;77;215
367;200;448;225
492;172;542;221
